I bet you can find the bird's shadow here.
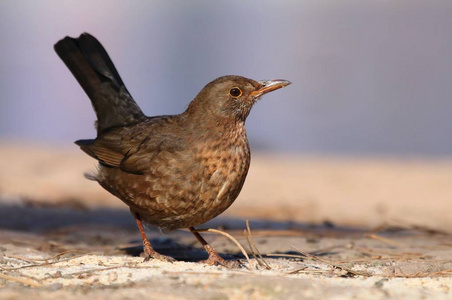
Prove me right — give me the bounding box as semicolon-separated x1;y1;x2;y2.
0;201;383;262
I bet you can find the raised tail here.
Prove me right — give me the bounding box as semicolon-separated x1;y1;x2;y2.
54;33;146;135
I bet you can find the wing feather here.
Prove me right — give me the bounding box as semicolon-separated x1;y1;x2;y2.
77;118;187;174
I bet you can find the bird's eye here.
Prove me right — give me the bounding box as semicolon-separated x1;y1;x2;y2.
229;87;242;98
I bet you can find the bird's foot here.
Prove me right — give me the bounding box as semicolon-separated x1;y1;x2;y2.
199;244;240;268
142;243;176;263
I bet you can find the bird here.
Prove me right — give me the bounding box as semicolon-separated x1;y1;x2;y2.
54;33;291;267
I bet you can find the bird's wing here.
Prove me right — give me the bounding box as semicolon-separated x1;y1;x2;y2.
76;120;187;175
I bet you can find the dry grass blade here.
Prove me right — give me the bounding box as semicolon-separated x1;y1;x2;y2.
364;233;406;246
290;246;372;277
3;252;93;271
408;225;451;235
163;269;251;276
266;253;310;258
196;228;251;268
62;265;125;277
244;229;258;269
0;272;41;287
310;243;354;256
288;269;330;275
6;255;39;264
245;220;271;270
387;219;452;236
385;269;452;278
7;250;83;264
422;269;452;277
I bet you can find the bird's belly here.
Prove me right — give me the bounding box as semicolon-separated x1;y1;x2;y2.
97;145;250;229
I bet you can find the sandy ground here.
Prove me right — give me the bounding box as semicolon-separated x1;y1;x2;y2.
0;142;451;299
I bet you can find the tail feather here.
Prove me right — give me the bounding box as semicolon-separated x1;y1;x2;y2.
54;33;146;135
77;33;126;91
74;139;96;158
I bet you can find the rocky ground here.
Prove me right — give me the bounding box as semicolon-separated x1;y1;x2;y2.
0;143;451;299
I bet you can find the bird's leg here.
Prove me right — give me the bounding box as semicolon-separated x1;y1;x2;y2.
189;227;239;268
132;211;175;262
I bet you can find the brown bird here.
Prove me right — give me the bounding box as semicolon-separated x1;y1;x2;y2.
54;33;290;266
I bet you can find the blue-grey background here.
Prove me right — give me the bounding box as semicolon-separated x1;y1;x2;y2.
1;0;451;156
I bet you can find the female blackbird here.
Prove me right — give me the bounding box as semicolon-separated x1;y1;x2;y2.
54;33;290;266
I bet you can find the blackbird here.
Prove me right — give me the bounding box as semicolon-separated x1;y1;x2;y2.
54;33;291;266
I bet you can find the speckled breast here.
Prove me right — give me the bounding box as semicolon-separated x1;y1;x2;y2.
98;128;251;230
187;137;251;227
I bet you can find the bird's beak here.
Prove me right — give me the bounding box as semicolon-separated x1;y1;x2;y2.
250;79;292;98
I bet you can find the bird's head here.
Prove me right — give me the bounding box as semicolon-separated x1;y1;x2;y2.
186;75;291;122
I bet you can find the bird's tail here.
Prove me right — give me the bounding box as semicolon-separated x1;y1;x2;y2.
54;33;146;135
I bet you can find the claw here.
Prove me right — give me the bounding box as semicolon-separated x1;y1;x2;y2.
142;252;176;263
199;244;240;268
142;242;176;263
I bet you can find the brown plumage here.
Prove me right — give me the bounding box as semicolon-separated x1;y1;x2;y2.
54;33;291;266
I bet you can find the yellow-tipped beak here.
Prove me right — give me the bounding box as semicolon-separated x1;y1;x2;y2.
250;79;292;98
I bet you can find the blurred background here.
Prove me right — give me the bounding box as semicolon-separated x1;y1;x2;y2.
1;0;451;156
2;1;452;291
1;0;452;233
